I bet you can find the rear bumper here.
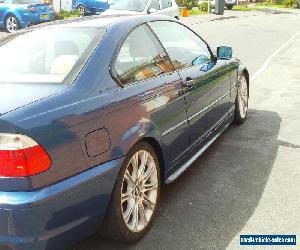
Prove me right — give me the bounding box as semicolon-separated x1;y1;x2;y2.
19;12;54;28
0;157;123;250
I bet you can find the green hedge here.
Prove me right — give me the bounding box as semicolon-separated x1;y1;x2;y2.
54;10;81;20
198;2;214;11
176;0;198;10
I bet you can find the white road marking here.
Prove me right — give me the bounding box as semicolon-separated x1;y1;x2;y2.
250;29;300;83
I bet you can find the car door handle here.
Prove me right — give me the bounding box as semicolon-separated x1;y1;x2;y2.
182;77;194;88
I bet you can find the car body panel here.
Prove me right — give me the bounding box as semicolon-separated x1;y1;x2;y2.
0;84;66;116
0;0;54;29
0;157;123;250
105;0;180;18
72;0;109;14
0;15;249;249
178;60;232;147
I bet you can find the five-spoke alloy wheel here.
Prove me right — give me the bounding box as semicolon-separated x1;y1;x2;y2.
5;15;19;33
76;5;86;17
102;142;160;242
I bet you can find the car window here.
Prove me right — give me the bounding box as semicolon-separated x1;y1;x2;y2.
149;0;160;10
111;0;149;12
149;21;212;70
161;0;172;9
114;25;173;85
0;28;105;85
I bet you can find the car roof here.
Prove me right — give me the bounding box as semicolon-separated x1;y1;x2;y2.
25;14;177;31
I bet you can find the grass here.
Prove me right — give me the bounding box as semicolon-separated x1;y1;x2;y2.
188;8;208;15
255;2;292;8
232;5;261;10
54;10;81;20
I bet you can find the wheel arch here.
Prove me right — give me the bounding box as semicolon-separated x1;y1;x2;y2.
4;12;18;22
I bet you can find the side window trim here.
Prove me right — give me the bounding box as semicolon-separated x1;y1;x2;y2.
110;23;174;87
148;20;216;72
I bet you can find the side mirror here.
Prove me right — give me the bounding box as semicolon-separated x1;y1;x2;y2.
148;8;158;14
217;46;232;60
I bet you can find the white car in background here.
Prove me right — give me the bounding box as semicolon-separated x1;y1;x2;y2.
199;0;237;10
104;0;180;19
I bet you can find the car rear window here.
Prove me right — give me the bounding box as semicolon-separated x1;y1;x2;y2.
0;27;105;85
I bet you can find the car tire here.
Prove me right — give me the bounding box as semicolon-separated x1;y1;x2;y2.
234;73;249;124
101;142;161;242
5;15;19;33
76;5;86;16
227;5;233;9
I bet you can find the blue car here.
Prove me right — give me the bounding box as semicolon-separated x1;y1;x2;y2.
0;14;249;249
0;0;54;32
72;0;109;16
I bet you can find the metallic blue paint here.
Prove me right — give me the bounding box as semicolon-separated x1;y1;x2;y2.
0;0;54;30
0;157;123;249
72;0;109;14
0;15;249;249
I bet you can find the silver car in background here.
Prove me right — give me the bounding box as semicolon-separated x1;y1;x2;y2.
105;0;180;19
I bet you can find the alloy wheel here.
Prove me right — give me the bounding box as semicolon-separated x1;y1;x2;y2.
121;150;158;233
238;75;248;119
6;16;18;33
77;6;85;16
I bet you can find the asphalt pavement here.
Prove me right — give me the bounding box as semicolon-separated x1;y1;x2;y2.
1;9;300;250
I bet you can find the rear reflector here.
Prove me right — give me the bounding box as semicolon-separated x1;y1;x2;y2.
0;134;51;177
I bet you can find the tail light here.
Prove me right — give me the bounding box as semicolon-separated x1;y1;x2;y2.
0;134;51;177
26;6;36;12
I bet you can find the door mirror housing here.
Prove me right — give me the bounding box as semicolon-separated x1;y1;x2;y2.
148;8;158;14
217;46;232;60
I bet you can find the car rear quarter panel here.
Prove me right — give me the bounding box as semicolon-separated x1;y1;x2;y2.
0;22;174;191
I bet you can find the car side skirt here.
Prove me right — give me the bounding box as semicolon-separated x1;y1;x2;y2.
166;111;234;184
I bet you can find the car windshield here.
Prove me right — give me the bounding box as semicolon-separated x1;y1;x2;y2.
0;27;105;85
111;0;148;12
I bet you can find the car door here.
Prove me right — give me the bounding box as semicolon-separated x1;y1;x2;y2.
0;0;8;26
149;21;231;148
91;0;108;12
113;24;190;172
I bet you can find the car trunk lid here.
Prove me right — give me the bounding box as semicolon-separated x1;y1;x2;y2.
0;84;66;116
